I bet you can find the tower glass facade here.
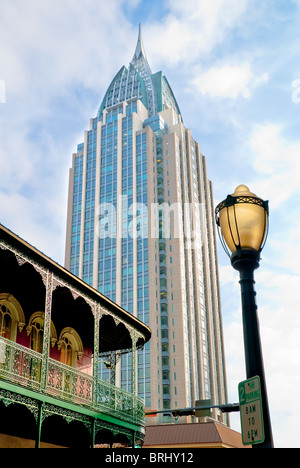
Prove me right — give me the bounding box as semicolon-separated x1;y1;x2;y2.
65;26;228;424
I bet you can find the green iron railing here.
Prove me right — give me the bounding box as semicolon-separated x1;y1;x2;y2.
96;378;145;423
0;337;144;426
0;337;42;389
47;358;93;404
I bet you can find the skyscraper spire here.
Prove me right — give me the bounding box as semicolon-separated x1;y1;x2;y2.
97;24;181;118
131;23;152;75
132;23;144;61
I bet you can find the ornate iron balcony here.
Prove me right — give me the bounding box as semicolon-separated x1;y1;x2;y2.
0;337;144;426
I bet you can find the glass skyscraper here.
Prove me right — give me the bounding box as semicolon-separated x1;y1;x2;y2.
65;25;228;425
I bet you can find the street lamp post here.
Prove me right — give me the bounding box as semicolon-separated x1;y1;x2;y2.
215;185;274;448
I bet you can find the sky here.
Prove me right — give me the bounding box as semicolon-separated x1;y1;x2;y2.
0;0;299;448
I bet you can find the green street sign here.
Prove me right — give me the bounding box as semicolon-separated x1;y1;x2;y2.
238;376;265;446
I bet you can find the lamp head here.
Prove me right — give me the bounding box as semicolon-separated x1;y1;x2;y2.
215;185;269;258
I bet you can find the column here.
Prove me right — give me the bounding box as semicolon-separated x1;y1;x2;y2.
41;272;53;390
93;305;101;405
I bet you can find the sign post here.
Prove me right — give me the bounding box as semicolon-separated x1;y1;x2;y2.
238;376;265;446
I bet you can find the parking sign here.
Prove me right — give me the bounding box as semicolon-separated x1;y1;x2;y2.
238;376;265;446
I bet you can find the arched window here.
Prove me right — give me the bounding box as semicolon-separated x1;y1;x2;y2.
57;328;83;368
0;294;25;341
60;336;73;366
0;303;12;339
29;315;44;353
26;312;57;354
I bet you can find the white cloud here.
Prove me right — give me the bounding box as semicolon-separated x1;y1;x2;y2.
268;221;300;276
0;0;136;99
193;63;268;99
247;124;300;207
164;0;250;42
145;0;250;67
